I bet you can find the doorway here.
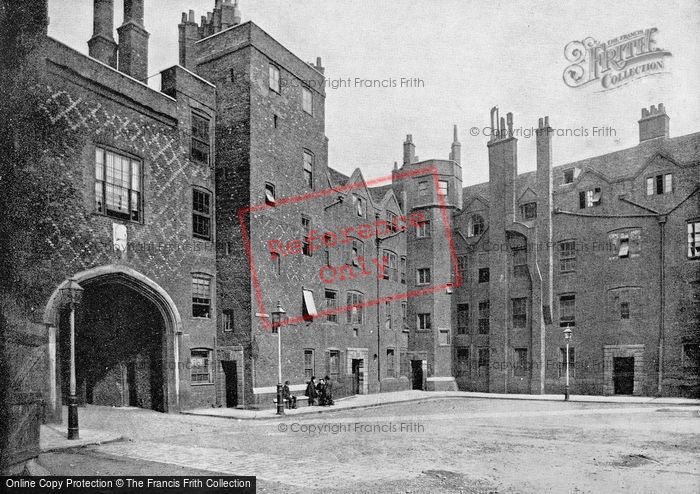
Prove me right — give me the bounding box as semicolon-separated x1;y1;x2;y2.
60;281;166;412
411;360;424;390
613;357;634;394
351;359;363;395
222;361;238;407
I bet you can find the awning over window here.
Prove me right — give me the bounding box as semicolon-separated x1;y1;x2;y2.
302;288;318;316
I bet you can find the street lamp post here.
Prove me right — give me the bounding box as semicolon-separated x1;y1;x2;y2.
271;301;286;415
563;326;572;401
60;277;83;440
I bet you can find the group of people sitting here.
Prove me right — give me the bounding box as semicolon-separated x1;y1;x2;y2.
281;375;334;409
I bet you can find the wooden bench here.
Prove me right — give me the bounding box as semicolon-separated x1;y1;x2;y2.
272;396;309;407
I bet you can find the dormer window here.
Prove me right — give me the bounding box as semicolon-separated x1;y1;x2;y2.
646;173;672;195
579;188;601;209
563;169;575;184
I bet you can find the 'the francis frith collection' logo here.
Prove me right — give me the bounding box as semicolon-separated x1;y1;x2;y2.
563;28;672;91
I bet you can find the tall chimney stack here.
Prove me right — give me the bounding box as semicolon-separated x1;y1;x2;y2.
88;0;118;67
403;134;416;165
117;0;149;82
638;103;669;142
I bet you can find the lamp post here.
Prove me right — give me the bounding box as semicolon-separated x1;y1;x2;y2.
271;301;286;415
60;277;83;440
563;326;572;401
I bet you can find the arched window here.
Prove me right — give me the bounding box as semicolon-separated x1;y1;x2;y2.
468;214;485;237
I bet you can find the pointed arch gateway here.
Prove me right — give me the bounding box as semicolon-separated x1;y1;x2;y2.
43;265;182;422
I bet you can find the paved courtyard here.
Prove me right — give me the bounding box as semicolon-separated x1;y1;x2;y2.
39;398;700;493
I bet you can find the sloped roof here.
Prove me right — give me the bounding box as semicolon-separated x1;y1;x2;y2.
463;132;700;199
327;167;350;188
368;184;393;204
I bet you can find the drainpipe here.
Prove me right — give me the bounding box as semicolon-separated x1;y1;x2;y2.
657;215;666;396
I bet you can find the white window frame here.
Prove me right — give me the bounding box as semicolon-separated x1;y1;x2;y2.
269;64;280;93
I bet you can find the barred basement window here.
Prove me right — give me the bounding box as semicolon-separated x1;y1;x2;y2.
520;202;537;220
94;147;142;222
457;303;469;335
559;294;575;327
191;113;210;164
304;349;315;379
386;348;396;377
192;188;212;240
512;298;527;329
688;221;700;259
269;64;280;93
417;313;432;330
325;289;337;323
192;275;212;318
347;291;363;324
559;240;576;272
190;349;212;384
478;301;490;334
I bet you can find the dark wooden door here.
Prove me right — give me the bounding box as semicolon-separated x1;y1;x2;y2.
411;360;423;390
613;357;634;395
222;361;238;407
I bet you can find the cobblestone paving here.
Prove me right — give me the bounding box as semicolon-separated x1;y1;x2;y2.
97;440;414;488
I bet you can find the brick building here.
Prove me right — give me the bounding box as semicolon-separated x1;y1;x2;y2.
2;4;699;464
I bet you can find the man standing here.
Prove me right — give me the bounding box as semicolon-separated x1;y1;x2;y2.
305;376;318;406
283;380;297;409
323;375;334;406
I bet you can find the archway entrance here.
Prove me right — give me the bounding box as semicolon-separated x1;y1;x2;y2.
44;265;182;422
59;281;166;411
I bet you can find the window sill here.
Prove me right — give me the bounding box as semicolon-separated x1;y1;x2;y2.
190;382;214;386
92;211;143;225
192;316;212;320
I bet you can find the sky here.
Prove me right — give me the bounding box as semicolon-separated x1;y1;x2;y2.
48;0;700;185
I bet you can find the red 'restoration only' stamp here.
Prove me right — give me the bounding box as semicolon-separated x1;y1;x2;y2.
239;166;460;329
